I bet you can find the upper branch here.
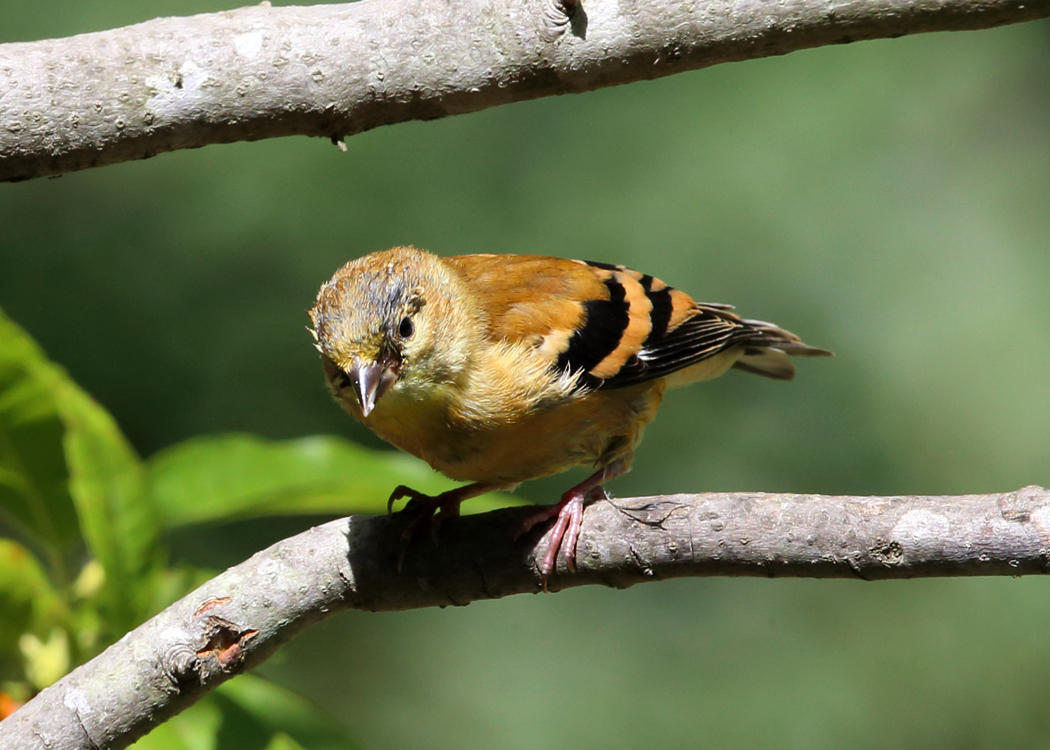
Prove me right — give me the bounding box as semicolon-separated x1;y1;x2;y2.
1;0;1048;181
2;486;1049;749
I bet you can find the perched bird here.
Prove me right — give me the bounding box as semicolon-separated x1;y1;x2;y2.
309;246;830;581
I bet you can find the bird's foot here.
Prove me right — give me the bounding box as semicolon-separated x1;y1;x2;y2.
387;485;463;571
387;483;493;571
518;484;609;588
387;484;464;521
518;460;627;588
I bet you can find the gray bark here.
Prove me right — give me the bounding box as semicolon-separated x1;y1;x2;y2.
2;486;1049;749
1;0;1048;182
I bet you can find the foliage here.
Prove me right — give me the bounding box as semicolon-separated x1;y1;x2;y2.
0;306;512;744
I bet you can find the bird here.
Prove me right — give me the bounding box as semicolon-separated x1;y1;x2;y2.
308;246;830;582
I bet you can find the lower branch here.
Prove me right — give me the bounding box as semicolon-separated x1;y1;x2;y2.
2;485;1048;748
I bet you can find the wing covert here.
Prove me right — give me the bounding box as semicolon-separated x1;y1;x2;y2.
445;254;774;391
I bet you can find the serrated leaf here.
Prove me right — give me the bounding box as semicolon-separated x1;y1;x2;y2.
148;434;521;528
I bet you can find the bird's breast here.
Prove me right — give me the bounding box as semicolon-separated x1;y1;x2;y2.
364;377;665;486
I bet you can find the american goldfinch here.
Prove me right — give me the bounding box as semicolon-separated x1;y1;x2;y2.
309;246;830;581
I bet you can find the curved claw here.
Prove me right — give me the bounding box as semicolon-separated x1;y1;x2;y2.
385;482;498;572
387;484;424;514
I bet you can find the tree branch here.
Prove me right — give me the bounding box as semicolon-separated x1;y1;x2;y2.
2;485;1049;748
2;0;1047;181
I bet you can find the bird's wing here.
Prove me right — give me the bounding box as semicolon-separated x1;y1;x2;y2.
446;254;778;390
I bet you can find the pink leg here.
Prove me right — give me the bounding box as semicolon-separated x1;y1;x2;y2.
519;460;627;585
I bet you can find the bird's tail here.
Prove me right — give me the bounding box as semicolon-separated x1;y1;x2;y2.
732;319;832;380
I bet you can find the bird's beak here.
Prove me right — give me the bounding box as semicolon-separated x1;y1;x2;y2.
349;356;398;417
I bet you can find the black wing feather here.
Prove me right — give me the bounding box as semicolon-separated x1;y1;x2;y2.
596;307;762;390
547;261;805;391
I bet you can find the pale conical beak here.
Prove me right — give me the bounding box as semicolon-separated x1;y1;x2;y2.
349;357;398;417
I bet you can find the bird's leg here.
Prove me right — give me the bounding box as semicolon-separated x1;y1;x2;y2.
519;459;628;584
387;482;501;571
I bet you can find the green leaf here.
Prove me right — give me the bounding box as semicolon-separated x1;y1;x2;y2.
129;691;221;750
148;434;521;528
0;538;65;680
214;675;359;750
261;736;307;750
0;313;85;581
130;675;358;750
19;627;71;690
0;539;64;637
56;377;162;622
0;306;162;629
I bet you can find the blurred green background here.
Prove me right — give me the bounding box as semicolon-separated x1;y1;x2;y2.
2;2;1050;747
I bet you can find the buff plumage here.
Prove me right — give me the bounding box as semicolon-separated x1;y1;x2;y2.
309;246;830;581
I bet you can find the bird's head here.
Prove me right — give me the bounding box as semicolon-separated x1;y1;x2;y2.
309;246;476;418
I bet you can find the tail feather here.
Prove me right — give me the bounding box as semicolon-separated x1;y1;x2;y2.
732;319;832;380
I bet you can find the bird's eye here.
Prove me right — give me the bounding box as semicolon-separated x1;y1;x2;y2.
398;317;414;339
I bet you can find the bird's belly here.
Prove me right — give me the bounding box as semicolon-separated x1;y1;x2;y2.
427;382;665;485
